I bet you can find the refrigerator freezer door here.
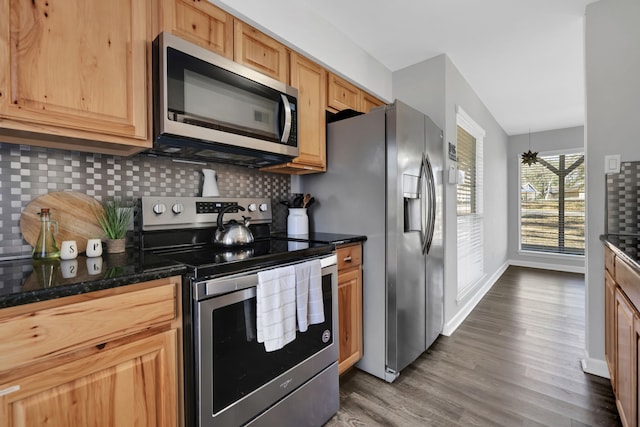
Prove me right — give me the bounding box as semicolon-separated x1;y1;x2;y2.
386;101;428;375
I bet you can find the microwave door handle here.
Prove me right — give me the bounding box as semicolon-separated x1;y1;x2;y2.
279;94;292;143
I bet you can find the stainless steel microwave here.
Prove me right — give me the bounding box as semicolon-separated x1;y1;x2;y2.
151;32;299;167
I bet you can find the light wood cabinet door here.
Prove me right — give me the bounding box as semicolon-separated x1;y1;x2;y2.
0;329;178;427
327;73;360;112
615;288;636;427
233;20;289;83
605;269;617;392
361;92;385;112
327;72;385;113
338;267;362;375
159;0;233;58
261;52;326;174
336;243;363;375
0;0;151;155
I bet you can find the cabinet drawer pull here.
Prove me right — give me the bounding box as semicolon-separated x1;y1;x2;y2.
343;256;352;262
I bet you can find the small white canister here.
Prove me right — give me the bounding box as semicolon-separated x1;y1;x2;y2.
287;208;309;236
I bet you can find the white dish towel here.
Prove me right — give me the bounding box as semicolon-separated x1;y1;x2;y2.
295;259;324;332
256;265;297;352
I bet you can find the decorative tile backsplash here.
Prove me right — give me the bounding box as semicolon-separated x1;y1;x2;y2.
606;160;640;235
0;143;291;257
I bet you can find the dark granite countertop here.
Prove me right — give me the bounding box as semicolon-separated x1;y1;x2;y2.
601;234;640;273
0;233;366;310
0;249;186;309
272;232;367;245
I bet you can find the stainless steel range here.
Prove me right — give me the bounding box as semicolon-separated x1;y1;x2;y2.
136;196;339;427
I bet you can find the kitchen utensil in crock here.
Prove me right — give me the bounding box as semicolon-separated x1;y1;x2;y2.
305;197;316;208
214;205;254;247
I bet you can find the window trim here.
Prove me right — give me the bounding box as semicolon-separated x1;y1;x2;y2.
456;106;486;301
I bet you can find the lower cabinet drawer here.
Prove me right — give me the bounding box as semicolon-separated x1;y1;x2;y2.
337;243;362;271
0;278;178;372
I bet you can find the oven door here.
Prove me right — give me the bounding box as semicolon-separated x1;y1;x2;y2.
195;255;338;426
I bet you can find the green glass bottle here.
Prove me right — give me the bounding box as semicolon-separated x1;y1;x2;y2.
32;208;60;260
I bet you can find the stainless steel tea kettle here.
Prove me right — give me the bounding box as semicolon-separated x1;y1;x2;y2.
214;205;254;247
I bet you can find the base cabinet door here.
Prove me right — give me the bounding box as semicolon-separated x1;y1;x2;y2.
615;289;636;427
606;270;617;391
0;329;177;427
336;243;363;375
338;268;362;374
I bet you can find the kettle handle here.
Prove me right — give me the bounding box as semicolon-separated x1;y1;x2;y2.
216;204;245;232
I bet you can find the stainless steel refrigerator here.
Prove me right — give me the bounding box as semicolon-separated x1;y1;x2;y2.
303;100;444;382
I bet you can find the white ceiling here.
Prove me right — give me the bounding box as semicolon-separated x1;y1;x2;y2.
303;0;596;136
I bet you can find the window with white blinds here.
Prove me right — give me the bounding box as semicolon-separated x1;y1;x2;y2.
456;107;485;300
519;151;585;255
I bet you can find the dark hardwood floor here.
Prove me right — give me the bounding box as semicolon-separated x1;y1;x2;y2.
326;266;620;427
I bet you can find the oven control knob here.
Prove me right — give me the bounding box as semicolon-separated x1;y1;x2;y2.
152;203;166;215
248;203;257;212
259;203;268;212
171;203;183;214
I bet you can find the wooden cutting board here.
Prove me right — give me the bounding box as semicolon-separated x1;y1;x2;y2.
20;191;106;253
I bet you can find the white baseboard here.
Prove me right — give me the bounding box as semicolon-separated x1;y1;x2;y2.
508;259;585;274
442;261;509;336
581;355;610;379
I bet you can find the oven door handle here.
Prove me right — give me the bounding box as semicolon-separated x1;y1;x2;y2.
204;274;259;299
200;254;337;300
209;287;257;310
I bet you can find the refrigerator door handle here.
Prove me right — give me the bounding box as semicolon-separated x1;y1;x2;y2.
422;153;436;254
417;155;428;253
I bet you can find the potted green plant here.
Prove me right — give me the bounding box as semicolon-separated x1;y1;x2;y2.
94;198;134;254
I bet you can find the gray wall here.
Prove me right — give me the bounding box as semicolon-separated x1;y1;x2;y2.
0;143;291;258
507;126;585;271
583;0;640;376
210;0;392;102
393;54;510;334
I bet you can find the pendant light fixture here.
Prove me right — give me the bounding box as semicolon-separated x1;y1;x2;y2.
521;129;539;166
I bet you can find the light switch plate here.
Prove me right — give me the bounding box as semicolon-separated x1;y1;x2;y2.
604;154;621;174
448;166;457;184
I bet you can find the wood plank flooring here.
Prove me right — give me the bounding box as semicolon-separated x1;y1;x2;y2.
326;266;620;427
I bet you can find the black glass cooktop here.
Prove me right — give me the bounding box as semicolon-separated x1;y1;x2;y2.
152;237;334;279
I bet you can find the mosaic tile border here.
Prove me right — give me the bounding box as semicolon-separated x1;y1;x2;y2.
0;143;291;257
606;160;640;235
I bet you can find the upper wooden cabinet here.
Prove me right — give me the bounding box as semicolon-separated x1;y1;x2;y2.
361;91;385;113
0;0;152;156
328;73;385;113
261;52;327;174
158;0;233;58
233;20;289;83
